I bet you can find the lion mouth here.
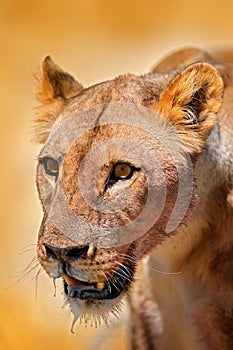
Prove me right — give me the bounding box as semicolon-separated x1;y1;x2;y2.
63;265;134;300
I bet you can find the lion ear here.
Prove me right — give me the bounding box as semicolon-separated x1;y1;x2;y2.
155;63;223;154
38;56;83;102
35;57;83;143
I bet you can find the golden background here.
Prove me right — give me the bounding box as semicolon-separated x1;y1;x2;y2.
1;0;233;349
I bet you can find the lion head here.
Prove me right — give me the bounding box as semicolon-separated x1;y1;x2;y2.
35;56;223;328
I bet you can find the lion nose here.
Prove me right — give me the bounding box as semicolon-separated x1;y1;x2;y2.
43;244;90;261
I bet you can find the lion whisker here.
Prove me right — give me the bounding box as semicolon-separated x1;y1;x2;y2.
148;265;181;275
18;243;37;255
99;269;112;294
110;278;121;293
110;268;132;283
116;253;137;264
8;260;41;288
110;264;132;281
114;261;133;278
34;267;43;300
16;255;39;275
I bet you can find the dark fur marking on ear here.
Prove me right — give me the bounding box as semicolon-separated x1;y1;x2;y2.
183;83;208;125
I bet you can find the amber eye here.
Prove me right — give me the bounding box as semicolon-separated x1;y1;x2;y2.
105;162;138;190
114;163;133;179
41;157;59;178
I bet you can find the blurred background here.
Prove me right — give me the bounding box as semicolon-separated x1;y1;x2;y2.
1;0;233;349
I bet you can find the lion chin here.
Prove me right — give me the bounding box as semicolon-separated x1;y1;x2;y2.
67;294;124;331
55;260;134;330
62;270;133;330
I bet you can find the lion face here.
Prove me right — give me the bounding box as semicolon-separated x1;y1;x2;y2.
36;103;179;322
35;57;223;325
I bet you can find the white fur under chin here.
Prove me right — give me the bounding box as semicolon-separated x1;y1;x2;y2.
68;295;124;332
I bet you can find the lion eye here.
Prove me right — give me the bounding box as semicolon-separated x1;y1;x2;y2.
105;162;139;190
41;157;59;178
114;163;133;179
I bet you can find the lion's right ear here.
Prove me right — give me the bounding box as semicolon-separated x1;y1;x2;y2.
35;57;83;143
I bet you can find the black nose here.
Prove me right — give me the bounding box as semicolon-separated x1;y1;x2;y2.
44;244;89;261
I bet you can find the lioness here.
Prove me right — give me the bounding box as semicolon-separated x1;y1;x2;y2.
36;47;233;349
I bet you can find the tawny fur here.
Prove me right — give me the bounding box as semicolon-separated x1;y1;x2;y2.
35;47;233;349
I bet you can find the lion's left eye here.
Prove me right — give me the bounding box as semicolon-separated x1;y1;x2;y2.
105;162;135;190
40;157;59;178
114;163;133;179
